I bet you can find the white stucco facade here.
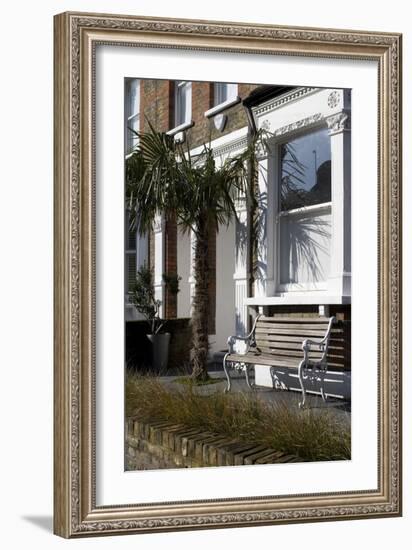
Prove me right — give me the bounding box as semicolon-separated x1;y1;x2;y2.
245;86;351;309
144;87;351;364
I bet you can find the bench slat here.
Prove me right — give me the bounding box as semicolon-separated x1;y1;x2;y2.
255;327;329;337
258;316;330;323
255;333;324;343
255;339;306;350
255;342;344;355
256;322;330;331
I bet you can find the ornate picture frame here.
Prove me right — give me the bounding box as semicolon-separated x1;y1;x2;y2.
53;11;402;537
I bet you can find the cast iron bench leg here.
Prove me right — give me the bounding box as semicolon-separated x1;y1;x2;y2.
222;353;232;393
319;365;328;402
298;359;307;409
245;364;255;390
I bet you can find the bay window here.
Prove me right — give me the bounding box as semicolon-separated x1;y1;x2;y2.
277;127;332;290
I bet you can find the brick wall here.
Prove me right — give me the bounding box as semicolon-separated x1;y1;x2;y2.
126;416;302;470
186;82;258;148
140;80;258;149
141;79;173;133
188;81;214;145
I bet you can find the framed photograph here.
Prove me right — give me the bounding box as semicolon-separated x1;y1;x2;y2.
53;11;402;537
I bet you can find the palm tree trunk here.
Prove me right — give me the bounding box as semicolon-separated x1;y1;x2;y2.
191;216;210;381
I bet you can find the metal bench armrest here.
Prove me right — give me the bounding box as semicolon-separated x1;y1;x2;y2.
227;314;261;355
302;316;336;362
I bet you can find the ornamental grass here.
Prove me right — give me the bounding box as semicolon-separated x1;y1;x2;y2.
126;373;350;462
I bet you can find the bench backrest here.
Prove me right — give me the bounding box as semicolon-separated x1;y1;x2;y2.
254;316;348;370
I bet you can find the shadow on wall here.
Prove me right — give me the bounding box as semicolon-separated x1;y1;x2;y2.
252;140;333;287
252;192;331;286
279;213;331;284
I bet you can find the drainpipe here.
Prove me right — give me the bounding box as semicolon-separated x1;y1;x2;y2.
242;101;257;323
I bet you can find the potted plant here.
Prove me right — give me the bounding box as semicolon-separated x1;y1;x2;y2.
130;265;170;374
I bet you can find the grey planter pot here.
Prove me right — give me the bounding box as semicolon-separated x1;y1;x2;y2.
146;332;171;374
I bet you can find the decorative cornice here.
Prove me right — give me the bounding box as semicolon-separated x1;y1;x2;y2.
252;87;318;118
212;134;249;158
270;112;325;137
326;111;351;134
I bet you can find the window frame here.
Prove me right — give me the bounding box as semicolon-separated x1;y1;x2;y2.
272;123;333;294
125;78;140;155
214;82;237;105
174;80;192;127
204;82;240;119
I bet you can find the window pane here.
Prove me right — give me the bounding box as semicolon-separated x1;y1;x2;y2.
214;83;237;105
125;210;137;250
176;81;191;126
184;83;191;124
226;83;237;101
215;83;226;105
280;128;331;211
179;87;186;125
127;79;139;117
279;210;331;285
127;114;139;152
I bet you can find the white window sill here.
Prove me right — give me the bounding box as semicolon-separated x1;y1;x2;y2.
166;120;194;137
204;97;241;118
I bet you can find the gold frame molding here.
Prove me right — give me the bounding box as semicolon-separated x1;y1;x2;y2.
53;11;402;538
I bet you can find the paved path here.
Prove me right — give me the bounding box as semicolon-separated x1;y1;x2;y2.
157;370;351;425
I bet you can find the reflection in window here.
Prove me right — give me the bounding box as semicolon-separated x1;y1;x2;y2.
214;82;237;106
280;128;331;211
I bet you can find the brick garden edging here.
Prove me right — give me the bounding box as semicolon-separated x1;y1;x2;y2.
126;416;302;470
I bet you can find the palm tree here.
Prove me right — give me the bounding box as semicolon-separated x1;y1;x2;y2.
126;122;260;381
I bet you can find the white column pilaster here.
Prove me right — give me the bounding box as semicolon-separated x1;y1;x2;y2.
327;106;351;298
254;148;275;298
153;214;165;317
233;194;249;335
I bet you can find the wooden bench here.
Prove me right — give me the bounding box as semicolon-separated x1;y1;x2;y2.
223;315;337;408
